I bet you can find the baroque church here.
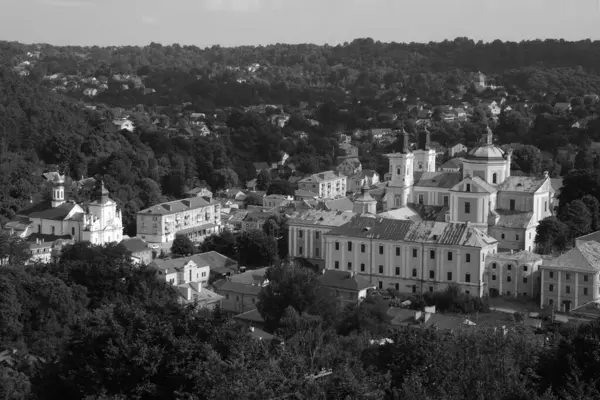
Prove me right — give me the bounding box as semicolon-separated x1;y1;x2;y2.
384;126;554;252
4;172;124;246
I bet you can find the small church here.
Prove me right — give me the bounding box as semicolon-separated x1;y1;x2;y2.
383;126;554;252
4;172;124;246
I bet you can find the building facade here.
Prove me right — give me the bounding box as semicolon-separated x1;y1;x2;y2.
324;216;498;297
136;197;221;244
486;250;543;298
539;241;600;312
298;171;347;199
287;210;357;270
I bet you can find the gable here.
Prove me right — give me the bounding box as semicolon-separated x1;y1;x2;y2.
450;177;497;194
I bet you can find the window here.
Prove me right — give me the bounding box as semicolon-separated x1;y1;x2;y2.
315;248;320;257
360;263;365;272
334;261;339;269
544;201;548;212
298;230;303;238
584;275;589;282
361;244;366;253
465;290;470;295
378;281;383;289
466;183;471;192
507;276;512;282
549;299;554;306
507;264;512;271
395;283;400;291
523;265;528;272
412;285;417;293
429;286;434;293
412;248;418;258
492;173;497;184
464;202;471;214
347;241;352;251
51;226;56;235
299;246;303;255
492;275;496;281
549;284;554;292
418;194;424;205
566;285;571;294
443;196;449;207
412;268;417;277
315;231;320;239
516;234;520;241
377;265;383;273
429;270;435;279
379;245;384;255
549;271;554;279
335;242;339;250
507;291;511;296
501;233;505;239
396;247;401;256
566;273;571;280
395;267;400;275
465;273;471;283
38;225;41;233
466;254;471;263
430;250;435;259
447;251;453;261
347;262;352;270
492;262;497;269
447;272;452;280
523;277;528;284
396;168;401;175
71;227;75;236
584;288;589;295
509;199;515;211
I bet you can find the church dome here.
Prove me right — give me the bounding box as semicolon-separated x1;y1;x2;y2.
466;126;506;161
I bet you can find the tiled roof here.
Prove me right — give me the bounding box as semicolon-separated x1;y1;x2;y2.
440;158;464;169
295;189;319;198
497;176;547;193
542;241;600;272
195;251;238;271
288;210;357;227
4;216;32;230
149;254;212;273
323;197;355;212
414;172;462;189
233;308;265;324
326;216;496;248
317;270;375;291
138;197;213;216
494;210;535;229
27;202;78;221
230;267;269;285
299;171;345;183
216;281;263;296
470;176;497;193
490;250;542;263
408;204;448;222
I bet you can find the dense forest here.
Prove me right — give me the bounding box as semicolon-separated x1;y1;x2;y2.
1;241;600;400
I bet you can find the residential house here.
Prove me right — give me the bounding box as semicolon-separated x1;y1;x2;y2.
246;179;258;191
199;250;238;279
112;119;135;132
336;158;362;178
120;237;153;265
338;143;359;162
287;210;357;269
481;100;501;116
347;170;380;193
262;194;292;208
454;108;467;121
339;133;352;144
370;128;393;140
318;197;355;213
486;250;543;298
136;197;221;245
539;241;600;312
215;267;269;313
241;211;275;232
26;236;73;264
294;189;319;202
448;144;468;157
184;187;213;201
150;254;211;288
324;216;498;296
298;171;347;199
317;270;375;304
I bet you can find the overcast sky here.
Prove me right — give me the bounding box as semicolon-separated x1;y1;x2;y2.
1;0;599;47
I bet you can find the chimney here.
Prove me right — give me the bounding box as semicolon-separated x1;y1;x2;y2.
414;311;422;321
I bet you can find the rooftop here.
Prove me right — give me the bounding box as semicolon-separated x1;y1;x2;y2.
414;171;462;189
230;267;269;285
494;210;535;229
542;241;600;272
287;210;356;227
299;171;345;183
149;254;213;273
440;158;465;170
138;197;214;216
317;270;375;291
497;176;547;193
120;237;149;254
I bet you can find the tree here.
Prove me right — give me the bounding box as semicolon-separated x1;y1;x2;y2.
198;229;238;259
256;169;272;191
582;195;600;232
560;199;592;240
170;234;196;257
535;216;570;254
237;229;278;269
337;294;391;336
0;231;29;266
266;179;295;196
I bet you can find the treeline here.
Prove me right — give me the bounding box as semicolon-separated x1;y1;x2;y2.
2;245;600;399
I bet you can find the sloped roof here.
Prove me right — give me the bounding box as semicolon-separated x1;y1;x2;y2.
138;197;213;215
27;202;78;221
497;176;547;193
470;176;497;193
323;197;355;212
408;204;448;222
440;158;465;170
295;189;319;198
299;171;345;183
317;270;375;291
195;251;238;271
288;210;356;227
542;241;600;272
149;254;212;273
234;308;265;324
326;216;496;248
216;281;263;296
494;210;535;229
414;172;462;189
230;267;269;285
120;237;149;254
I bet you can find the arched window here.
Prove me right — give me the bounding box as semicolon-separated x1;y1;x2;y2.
396;167;401;175
492;173;497;184
395;196;401;207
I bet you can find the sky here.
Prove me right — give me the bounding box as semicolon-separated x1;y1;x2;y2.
1;0;599;47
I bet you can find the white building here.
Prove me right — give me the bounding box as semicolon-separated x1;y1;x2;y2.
298;171;347;199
